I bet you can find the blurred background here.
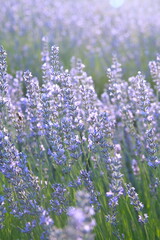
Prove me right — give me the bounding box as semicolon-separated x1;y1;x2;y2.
1;0;160;94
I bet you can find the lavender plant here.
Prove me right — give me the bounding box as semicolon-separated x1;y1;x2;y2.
0;41;160;240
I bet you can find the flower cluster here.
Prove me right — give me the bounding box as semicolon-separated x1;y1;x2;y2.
49;190;96;240
125;183;148;224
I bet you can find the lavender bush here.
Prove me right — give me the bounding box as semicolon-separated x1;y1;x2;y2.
0;40;160;240
1;0;160;239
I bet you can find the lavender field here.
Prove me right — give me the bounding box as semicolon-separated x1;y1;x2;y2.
0;0;160;239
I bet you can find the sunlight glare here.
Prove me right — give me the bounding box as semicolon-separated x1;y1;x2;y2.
109;0;125;8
